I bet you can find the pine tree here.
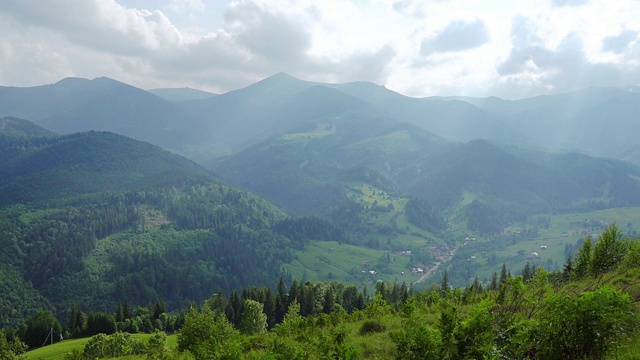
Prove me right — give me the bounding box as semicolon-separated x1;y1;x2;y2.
275;278;288;324
473;276;483;293
562;255;574;281
123;300;132;320
115;302;124;323
591;224;627;275
500;263;508;284
322;286;335;314
153;300;166;320
573;236;593;279
288;279;300;305
68;306;86;337
204;291;227;315
262;288;276;329
522;262;533;282
490;272;498;291
226;290;243;328
399;282;409;302
441;271;450;297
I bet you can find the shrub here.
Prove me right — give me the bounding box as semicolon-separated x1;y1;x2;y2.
390;325;441;360
359;320;386;335
0;329;28;360
82;332;144;359
177;307;241;359
537;286;632;359
146;330;168;360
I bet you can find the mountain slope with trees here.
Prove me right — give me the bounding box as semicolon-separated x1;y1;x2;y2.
0;128;341;329
5;224;640;360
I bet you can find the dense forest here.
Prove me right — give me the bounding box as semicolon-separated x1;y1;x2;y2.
0;130;350;328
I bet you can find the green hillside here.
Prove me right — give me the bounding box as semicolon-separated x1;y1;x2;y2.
10;224;640;360
0;117;56;138
0;130;301;329
0;131;213;204
0;117;58;165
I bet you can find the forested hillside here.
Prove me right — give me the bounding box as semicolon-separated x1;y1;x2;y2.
4;224;640;360
0;128;341;328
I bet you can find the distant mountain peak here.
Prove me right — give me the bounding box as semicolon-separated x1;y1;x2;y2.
91;76;123;84
255;72;307;86
225;72;314;99
269;72;298;80
54;77;90;89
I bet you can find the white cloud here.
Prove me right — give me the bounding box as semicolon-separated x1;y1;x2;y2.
420;19;489;55
602;30;638;54
225;1;311;66
551;0;589;7
168;0;205;13
0;0;638;98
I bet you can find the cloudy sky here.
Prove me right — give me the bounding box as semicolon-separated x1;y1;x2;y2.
0;0;638;99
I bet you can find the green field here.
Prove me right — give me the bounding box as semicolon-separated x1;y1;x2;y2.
25;333;178;360
284;241;421;286
280;123;335;141
462;207;640;282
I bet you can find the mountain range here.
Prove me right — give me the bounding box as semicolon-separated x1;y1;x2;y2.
3;73;640;163
3;73;640;326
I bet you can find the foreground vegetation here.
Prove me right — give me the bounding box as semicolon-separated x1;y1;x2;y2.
2;224;639;359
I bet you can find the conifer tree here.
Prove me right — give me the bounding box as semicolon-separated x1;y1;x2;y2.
288;279;300;305
573;236;593;279
441;271;450;297
522;262;533;282
115;302;124;323
473;276;483;293
591;224;627;275
204;291;227;315
490;272;498;291
123;300;132;320
261;288;276;329
562;255;573;281
500;263;508;284
322;286;335;314
226;290;243;328
275;278;288;324
153;300;166;320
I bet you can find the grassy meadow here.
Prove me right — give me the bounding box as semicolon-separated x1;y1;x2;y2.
25;334;178;360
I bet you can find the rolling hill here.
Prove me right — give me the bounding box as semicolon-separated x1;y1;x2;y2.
0;127;304;328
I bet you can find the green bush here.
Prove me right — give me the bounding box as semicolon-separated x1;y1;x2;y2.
0;329;28;360
390;325;441;360
82;332;145;359
537;286;632;359
177;307;241;360
359;320;386;335
146;330;168;360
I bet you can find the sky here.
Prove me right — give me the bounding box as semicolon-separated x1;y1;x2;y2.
0;0;638;99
